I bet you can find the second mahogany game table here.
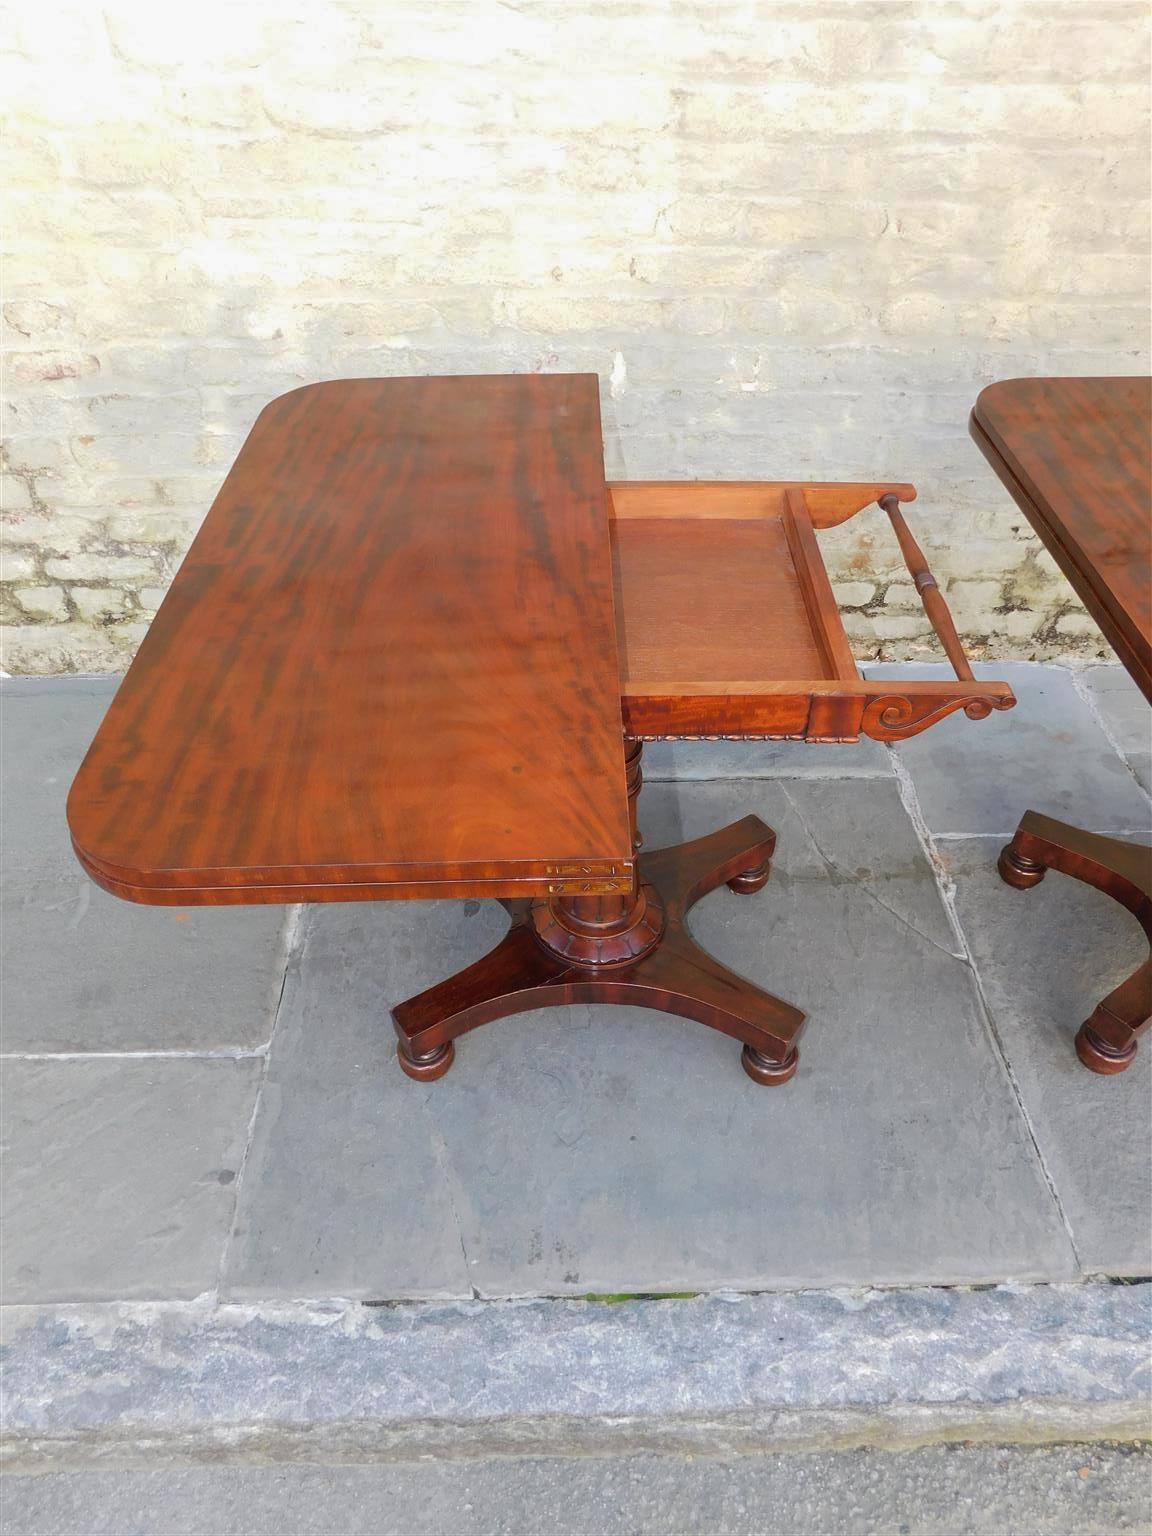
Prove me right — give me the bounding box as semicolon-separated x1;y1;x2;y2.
68;374;1015;1085
973;376;1152;1076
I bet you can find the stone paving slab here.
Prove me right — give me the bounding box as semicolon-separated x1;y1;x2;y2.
3;1284;1148;1467
223;777;1075;1301
1081;664;1152;758
222;908;477;1301
943;836;1152;1277
1;1058;261;1303
1081;664;1152;796
868;662;1152;837
1;679;291;1053
1126;753;1152;797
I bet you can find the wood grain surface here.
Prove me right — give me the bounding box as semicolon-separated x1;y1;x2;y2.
612;514;827;684
68;375;634;903
971;376;1152;699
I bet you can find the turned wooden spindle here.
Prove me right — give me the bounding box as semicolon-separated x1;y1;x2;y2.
878;493;975;683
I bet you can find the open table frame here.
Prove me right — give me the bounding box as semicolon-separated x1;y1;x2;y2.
69;375;1015;1086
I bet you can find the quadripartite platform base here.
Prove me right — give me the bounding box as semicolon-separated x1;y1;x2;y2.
998;809;1152;1075
392;815;806;1086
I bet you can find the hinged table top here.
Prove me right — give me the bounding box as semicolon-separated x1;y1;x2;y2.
68;375;635;903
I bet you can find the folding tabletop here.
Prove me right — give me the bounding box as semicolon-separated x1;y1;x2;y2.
70;374;1014;1083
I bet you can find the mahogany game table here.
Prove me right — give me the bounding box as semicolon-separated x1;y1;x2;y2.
69;374;1014;1084
973;377;1152;1076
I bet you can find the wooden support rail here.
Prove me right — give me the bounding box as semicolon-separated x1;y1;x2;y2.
878;493;975;683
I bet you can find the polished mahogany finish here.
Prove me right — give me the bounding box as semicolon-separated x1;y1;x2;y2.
999;812;1151;1074
394;811;805;1083
67;372;1026;1085
972;377;1152;700
978;377;1152;1072
609;481;1015;741
67;376;634;905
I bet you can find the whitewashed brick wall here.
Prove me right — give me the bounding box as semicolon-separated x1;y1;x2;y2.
3;0;1149;673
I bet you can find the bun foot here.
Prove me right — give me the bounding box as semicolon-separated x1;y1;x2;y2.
397;1040;455;1081
998;844;1046;889
741;1043;798;1085
1075;1024;1137;1076
728;861;771;895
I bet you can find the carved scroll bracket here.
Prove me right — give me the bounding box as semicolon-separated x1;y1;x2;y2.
861;692;1013;741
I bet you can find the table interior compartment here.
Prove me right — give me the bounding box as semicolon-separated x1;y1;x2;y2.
611;516;838;686
608;484;862;704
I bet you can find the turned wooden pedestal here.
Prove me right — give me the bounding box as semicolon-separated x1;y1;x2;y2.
393;744;805;1086
999;810;1152;1074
